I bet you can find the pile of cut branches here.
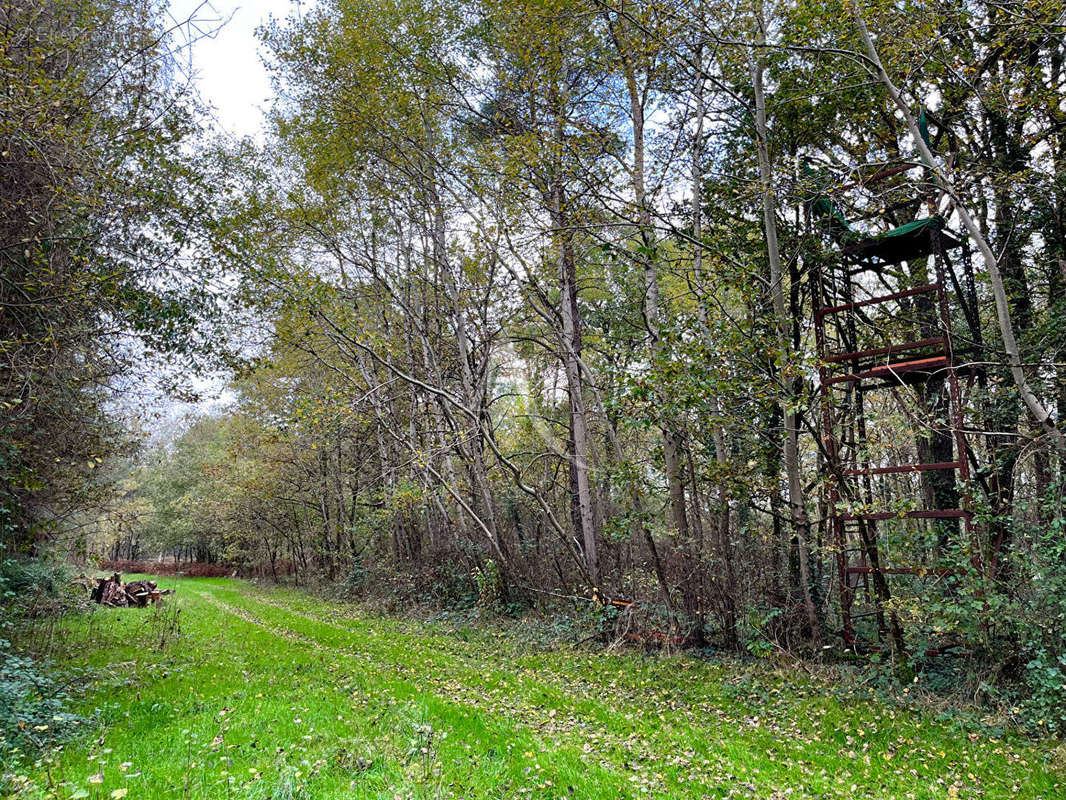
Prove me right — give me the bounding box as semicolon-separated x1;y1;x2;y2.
85;573;172;607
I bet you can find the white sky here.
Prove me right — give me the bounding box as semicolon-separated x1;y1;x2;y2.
167;0;305;139
135;3;305;437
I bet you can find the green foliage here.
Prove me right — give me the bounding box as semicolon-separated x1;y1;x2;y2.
0;0;233;549
739;604;785;658
472;558;503;606
0;554;84;629
337;563;370;597
0;555;72;606
1021;647;1066;736
0;638;83;767
0;556;85;779
1003;481;1066;735
429;561;478;609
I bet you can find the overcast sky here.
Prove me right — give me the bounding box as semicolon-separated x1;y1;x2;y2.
167;0;304;139
137;3;304;435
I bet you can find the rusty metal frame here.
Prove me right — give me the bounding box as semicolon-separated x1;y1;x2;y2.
816;224;979;648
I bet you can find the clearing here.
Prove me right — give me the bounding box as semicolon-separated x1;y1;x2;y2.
7;577;1064;799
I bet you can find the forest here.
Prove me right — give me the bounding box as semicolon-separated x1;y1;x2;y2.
3;0;1066;757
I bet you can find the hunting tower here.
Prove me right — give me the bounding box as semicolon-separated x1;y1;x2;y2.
811;183;984;651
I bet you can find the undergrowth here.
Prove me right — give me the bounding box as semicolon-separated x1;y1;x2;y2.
0;556;84;788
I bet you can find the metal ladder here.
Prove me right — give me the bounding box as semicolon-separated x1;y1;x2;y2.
813;223;981;648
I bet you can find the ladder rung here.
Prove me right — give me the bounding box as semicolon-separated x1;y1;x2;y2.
816;283;939;318
824;355;950;386
844;461;963;477
825;337;946;364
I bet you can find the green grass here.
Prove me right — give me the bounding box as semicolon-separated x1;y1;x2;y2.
5;577;1064;799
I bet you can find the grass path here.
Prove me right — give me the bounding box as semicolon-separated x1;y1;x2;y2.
6;577;1064;799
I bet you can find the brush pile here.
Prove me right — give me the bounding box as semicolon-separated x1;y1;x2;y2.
87;573;172;607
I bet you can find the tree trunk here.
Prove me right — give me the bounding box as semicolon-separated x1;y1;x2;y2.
750;14;821;648
551;98;599;588
424;132;505;558
608;10;697;627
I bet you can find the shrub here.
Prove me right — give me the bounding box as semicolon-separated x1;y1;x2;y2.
428;561;478;609
998;479;1066;735
0;638;84;764
1021;647;1066;735
338;562;370;597
0;555;85;774
738;604;784;658
473;559;503;606
896;477;1066;734
0;554;75;613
